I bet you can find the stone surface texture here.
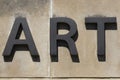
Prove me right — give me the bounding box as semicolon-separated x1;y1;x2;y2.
0;0;120;79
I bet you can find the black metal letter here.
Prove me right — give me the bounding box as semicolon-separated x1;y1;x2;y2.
50;17;79;62
85;17;117;61
3;17;40;62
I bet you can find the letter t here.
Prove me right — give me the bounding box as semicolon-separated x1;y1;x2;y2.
85;17;117;61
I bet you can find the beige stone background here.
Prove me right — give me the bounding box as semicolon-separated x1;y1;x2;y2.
0;0;120;79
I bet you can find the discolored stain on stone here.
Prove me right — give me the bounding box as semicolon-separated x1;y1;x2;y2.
0;0;49;16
